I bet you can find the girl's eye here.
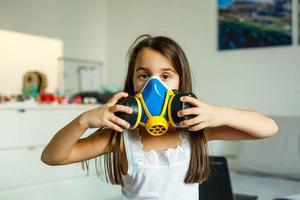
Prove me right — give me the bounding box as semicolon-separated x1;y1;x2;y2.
139;73;149;80
161;74;171;81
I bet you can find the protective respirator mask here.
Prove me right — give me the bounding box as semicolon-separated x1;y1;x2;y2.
116;76;196;136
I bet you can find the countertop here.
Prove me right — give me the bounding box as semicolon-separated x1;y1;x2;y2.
0;102;100;110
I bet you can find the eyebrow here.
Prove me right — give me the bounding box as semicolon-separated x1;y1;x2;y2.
135;67;176;73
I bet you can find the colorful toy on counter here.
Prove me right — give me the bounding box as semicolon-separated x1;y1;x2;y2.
0;70;101;105
22;71;48;99
74;96;82;104
38;93;56;103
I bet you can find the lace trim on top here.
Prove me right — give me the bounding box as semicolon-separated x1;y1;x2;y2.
129;128;190;167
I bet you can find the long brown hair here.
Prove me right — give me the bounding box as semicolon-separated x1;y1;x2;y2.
85;34;210;185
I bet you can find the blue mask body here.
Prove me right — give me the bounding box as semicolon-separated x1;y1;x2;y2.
139;76;170;123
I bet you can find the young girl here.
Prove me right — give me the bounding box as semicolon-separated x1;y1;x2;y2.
41;35;278;200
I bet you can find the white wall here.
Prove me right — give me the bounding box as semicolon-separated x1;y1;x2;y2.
106;0;300;116
0;29;63;95
0;0;107;92
0;0;107;60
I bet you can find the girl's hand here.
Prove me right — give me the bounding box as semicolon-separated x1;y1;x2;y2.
177;96;226;132
79;92;132;132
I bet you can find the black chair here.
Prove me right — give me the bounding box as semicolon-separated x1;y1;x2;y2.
199;156;234;200
198;156;258;200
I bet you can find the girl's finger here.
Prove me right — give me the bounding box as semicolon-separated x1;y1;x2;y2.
109;104;132;114
188;122;208;132
177;107;200;117
180;115;204;127
105;120;124;132
180;96;203;107
109;115;130;129
107;92;129;105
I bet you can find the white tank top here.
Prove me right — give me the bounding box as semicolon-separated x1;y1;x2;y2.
121;128;198;200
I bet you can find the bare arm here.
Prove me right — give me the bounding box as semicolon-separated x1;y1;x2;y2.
178;96;278;140
205;108;278;140
41;116;112;165
41;92;132;166
205;107;278;141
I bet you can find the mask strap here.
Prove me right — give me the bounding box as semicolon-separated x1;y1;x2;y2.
160;90;175;117
135;93;152;118
132;96;143;129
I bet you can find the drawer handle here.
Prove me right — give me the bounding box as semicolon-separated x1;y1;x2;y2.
27;146;36;151
18;109;26;113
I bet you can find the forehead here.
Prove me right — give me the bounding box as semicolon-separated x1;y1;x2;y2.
134;48;176;72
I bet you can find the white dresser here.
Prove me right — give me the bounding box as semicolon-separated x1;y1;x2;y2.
0;102;121;200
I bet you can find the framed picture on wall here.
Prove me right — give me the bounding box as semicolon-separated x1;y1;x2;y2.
218;0;292;50
299;0;300;44
58;57;103;96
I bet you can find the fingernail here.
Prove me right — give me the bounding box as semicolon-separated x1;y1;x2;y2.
180;97;185;101
177;111;181;117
